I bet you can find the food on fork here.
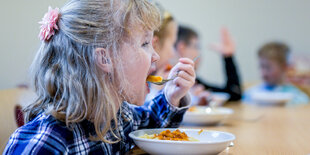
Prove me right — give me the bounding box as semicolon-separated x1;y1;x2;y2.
140;129;198;141
146;75;163;83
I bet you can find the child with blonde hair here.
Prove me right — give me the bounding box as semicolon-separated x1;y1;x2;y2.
152;4;178;71
145;2;180;102
243;42;309;105
4;0;195;154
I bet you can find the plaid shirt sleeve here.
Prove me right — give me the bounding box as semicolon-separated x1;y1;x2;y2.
128;91;190;129
3;114;69;155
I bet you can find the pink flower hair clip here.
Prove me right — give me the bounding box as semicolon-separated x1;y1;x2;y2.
38;6;60;41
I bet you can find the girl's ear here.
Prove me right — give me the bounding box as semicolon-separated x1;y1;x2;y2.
95;48;112;73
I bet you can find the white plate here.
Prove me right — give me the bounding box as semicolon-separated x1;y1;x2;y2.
129;128;235;155
252;92;293;106
211;92;230;106
183;106;234;125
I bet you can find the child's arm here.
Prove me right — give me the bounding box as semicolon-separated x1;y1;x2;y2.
126;90;190;129
207;28;242;101
127;58;195;129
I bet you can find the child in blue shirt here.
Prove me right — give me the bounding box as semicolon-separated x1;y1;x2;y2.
243;42;309;105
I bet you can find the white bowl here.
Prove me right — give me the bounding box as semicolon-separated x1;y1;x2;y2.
211;92;230;106
252;92;293;106
129;128;235;155
183;106;234;125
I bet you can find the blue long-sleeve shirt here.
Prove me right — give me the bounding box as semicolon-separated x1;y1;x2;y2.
243;83;309;105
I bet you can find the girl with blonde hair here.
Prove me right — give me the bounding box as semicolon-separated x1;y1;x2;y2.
4;0;195;154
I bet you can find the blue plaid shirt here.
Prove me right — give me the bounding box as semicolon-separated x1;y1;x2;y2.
3;92;189;155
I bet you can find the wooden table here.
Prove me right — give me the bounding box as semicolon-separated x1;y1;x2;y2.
132;103;310;154
1;89;309;154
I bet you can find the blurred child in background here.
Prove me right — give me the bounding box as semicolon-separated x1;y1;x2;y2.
243;42;309;104
175;26;242;105
145;3;179;102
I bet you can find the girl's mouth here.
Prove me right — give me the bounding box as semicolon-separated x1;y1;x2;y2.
145;63;156;94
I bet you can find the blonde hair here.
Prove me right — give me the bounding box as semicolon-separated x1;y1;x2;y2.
152;2;174;45
25;0;160;143
258;42;290;66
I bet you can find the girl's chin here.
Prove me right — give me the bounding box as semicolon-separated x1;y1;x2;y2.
134;92;147;106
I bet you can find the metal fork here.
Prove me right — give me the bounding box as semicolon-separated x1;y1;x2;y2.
149;55;200;85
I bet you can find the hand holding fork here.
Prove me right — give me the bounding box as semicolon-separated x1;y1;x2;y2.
148;55;200;85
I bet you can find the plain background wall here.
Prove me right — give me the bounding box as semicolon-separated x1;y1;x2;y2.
0;0;309;89
0;0;66;89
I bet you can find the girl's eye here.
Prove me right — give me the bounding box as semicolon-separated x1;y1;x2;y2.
142;42;150;47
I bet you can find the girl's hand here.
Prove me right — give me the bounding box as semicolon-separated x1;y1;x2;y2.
164;58;196;107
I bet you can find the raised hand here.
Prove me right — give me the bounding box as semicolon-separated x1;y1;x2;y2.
209;28;236;57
